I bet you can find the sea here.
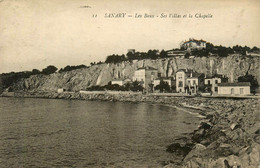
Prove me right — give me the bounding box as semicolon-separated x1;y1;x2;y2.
0;97;200;168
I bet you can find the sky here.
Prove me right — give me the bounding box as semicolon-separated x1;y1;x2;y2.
0;0;260;73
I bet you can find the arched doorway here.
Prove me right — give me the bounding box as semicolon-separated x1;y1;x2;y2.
231;88;234;95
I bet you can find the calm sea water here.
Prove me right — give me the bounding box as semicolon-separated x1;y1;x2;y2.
0;97;200;168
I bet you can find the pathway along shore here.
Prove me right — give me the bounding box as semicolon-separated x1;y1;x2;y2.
1;92;260;167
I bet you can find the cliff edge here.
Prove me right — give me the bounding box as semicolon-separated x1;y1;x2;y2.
7;54;260;92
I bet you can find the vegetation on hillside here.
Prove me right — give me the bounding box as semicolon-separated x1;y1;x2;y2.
0;64;88;91
1;41;259;93
238;74;259;94
104;44;260;64
190;43;260;57
58;64;87;73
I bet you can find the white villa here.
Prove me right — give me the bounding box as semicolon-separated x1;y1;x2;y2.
181;38;206;51
204;74;228;94
176;69;204;93
133;66;158;92
217;82;251;95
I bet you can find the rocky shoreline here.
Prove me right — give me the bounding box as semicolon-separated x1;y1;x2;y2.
1;92;259;167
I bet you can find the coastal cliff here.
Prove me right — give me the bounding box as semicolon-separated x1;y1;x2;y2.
5;54;260;92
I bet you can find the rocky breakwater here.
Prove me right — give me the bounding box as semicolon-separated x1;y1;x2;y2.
165;98;260;168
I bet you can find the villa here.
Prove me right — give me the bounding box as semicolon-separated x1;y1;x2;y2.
181;38;206;51
111;78;132;86
132;66;158;92
217;82;251;95
176;69;204;94
204;74;228;94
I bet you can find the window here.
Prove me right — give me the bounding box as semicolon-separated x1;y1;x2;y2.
178;81;183;87
158;73;161;77
193;80;196;85
215;87;218;92
215;80;218;84
208;80;210;85
240;88;244;94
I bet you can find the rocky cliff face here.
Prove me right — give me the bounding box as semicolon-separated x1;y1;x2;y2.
11;54;260;92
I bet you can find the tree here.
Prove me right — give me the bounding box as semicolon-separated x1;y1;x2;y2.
58;64;87;73
251;46;260;52
86;85;104;91
32;69;41;75
154;80;170;92
105;54;126;64
124;82;131;91
184;53;190;59
130;81;143;92
42;65;58;75
238;74;259;94
206;42;214;52
160;50;168;58
90;62;96;66
171;82;176;93
127;52;136;60
147;50;158;60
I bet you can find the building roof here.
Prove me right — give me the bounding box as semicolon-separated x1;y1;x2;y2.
155;77;173;80
183;38;206;44
187;72;204;78
124;78;132;82
176;69;193;73
137;66;157;71
177;69;204;78
205;74;226;79
218;82;251;87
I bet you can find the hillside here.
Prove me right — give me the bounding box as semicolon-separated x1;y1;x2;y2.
5;54;260;92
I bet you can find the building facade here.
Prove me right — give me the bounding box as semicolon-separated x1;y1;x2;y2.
176;69;204;93
111;80;124;86
204;74;228;94
218;82;251;95
57;88;64;93
132;66;158;92
166;50;185;58
176;69;188;92
181;38;206;51
111;78;132;86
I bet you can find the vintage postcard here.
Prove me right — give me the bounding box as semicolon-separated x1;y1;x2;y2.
0;0;259;167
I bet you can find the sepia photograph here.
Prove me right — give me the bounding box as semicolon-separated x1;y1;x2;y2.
0;0;259;167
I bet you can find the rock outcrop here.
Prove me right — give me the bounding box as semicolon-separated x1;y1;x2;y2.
166;98;260;168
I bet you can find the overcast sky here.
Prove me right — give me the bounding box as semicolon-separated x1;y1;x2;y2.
0;0;259;73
